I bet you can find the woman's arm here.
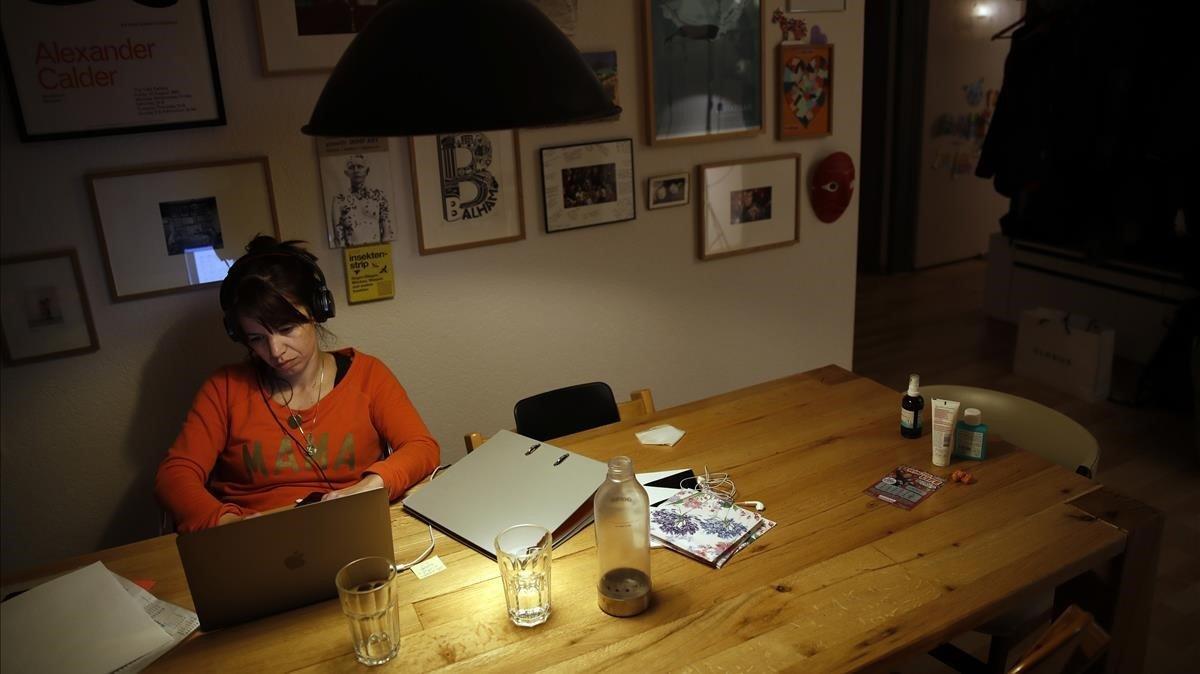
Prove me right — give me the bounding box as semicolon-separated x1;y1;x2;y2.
361;359;441;500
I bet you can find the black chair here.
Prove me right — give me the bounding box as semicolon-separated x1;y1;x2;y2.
464;386;655;452
513;382;622;442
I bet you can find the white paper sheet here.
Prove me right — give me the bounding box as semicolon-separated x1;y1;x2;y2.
635;424;686;446
111;574;199;673
0;562;173;674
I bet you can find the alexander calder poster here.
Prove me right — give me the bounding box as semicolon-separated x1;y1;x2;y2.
0;0;224;139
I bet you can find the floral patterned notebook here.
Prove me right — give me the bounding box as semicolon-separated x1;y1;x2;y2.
649;489;767;566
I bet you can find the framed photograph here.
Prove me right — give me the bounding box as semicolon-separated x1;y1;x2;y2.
1;249;99;365
643;0;763;146
409;130;525;255
87;157;280;302
647;172;690;210
698;154;800;260
787;0;845;11
779;43;833;139
540;139;636;233
0;0;225;142
254;0;384;75
317;137;397;248
580;50;620;117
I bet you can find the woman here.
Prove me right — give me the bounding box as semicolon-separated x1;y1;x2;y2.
156;236;439;531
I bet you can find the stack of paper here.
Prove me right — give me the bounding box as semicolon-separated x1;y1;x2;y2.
649;489;775;568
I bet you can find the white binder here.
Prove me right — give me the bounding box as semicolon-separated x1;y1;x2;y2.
402;430;608;559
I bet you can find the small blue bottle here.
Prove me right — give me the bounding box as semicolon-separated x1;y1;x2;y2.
954;408;988;460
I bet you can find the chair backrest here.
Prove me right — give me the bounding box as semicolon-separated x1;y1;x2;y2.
464;386;656;453
1008;605;1109;674
922;385;1099;477
514;382;621;441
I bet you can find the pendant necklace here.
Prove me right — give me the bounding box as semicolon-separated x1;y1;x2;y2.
286;354;326;456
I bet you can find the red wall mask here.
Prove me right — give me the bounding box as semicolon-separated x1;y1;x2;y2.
810;152;855;223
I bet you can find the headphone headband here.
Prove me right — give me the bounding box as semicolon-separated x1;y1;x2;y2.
221;245;335;342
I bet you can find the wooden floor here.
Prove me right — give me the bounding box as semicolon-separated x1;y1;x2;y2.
852;259;1199;674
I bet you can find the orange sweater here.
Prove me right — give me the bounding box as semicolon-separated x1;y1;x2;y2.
155;349;439;532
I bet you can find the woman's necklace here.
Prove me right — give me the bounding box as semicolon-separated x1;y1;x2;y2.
285;354;326;456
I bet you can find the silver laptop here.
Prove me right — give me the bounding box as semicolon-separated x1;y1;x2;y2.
176;488;393;631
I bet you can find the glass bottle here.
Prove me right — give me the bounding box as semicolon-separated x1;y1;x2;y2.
594;456;651;617
900;373;925;439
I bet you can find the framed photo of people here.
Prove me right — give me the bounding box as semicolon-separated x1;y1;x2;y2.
697;154;800;260
1;249;99;365
254;0;382;75
0;0;225;142
779;43;833;139
408;130;526;255
87;157;280;302
642;0;763;146
317;137;397;248
647;172;690;210
540;138;635;233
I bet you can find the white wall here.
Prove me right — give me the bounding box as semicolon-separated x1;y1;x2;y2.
0;1;864;572
914;0;1017;268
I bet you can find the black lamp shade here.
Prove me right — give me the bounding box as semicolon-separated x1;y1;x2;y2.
302;0;620;137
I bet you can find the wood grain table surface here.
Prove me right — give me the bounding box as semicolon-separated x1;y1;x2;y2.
3;366;1159;672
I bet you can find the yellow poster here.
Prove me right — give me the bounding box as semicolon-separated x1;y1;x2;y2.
343;243;394;304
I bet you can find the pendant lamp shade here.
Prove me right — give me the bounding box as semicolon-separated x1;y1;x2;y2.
302;0;620;137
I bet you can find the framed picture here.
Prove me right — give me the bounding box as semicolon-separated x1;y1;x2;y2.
643;0;763;146
1;249;99;365
317;137;397;248
409;130;525;255
580;50;620;117
698;154;801;260
787;0;845;11
87;157;280;302
0;0;225;142
779;43;833;139
540;139;636;233
254;0;383;75
647;172;690;210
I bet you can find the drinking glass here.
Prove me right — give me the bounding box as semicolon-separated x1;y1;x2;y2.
335;556;401;666
494;524;552;627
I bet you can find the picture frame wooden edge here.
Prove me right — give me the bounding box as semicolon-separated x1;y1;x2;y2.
540;137;637;234
253;0;341;76
409;131;528;256
696;153;802;261
1;0;227;143
643;0;767;147
85;156;280;302
646;171;691;210
0;248;99;365
777;42;834;141
786;0;846;12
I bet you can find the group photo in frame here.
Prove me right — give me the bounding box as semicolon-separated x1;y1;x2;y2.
698;154;801;260
1;249;99;365
0;0;225;142
643;0;764;146
540;138;636;233
408;129;525;255
254;0;381;75
647;172;690;210
87;157;280;301
779;42;833;139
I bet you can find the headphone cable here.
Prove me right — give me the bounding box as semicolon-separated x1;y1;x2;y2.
257;371;336;491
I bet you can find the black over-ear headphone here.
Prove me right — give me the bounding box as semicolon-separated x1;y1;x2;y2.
219;246;335;342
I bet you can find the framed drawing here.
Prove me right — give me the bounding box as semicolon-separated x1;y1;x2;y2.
0;0;225;142
254;0;383;75
87;157;280;302
540;138;636;233
409;130;525;255
647;172;690;210
1;249;99;365
317;137;397;248
643;0;763;146
698;154;800;260
779;43;833;139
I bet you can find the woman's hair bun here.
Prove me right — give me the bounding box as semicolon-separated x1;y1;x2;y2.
242;235;317;264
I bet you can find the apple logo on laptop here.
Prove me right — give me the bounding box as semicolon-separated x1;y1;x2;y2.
284;551;306;570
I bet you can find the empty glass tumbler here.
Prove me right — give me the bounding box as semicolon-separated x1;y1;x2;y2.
494;524;553;627
335;556;402;666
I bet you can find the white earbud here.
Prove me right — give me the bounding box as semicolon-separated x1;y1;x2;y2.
738;500;765;511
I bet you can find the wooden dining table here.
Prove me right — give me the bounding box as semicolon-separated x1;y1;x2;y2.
3;366;1161;672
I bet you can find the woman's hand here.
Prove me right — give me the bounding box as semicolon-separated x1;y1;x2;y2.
217;511;260;526
322;473;385;501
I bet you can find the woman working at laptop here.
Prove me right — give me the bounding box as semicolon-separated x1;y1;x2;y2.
155;236;440;531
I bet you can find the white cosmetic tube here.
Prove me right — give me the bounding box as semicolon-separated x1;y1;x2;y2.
931;399;960;467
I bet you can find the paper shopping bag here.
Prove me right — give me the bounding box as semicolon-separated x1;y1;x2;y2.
1013;307;1114;402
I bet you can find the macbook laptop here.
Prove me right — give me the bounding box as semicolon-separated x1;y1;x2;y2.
176;488;393;631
